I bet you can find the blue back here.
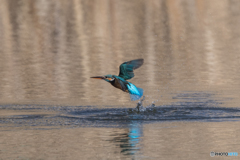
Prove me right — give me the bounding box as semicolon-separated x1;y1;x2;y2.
127;82;143;101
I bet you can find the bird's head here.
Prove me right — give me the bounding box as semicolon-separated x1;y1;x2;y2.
91;74;115;82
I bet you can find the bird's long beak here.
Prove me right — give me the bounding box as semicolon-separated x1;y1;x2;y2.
90;76;105;79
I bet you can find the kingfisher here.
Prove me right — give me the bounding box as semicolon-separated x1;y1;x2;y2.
91;59;144;101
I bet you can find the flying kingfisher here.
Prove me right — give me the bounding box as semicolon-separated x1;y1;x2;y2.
91;59;144;101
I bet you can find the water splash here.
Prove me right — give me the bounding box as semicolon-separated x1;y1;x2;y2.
1;92;240;129
128;96;156;113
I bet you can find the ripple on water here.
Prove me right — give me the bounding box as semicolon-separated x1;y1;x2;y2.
0;93;240;129
1;104;240;129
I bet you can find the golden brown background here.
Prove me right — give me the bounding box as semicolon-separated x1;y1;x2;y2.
0;0;240;159
0;0;239;106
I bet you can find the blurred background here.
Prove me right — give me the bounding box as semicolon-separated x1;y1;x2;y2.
1;1;240;159
0;0;240;106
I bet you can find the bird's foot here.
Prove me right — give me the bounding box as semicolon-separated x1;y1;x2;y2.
140;96;145;103
136;96;145;112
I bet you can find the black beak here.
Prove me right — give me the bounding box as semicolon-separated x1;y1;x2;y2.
90;76;105;79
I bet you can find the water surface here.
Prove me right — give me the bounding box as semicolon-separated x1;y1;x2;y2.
0;0;240;159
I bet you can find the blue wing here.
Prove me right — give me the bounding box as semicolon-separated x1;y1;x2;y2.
118;59;144;80
127;82;143;101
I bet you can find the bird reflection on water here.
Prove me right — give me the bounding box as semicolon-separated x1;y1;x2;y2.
108;122;143;156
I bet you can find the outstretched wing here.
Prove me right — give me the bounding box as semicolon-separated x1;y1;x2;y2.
118;59;144;80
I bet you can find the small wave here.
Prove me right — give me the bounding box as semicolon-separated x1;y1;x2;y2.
0;93;240;128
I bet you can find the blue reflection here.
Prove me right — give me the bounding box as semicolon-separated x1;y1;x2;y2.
109;121;143;156
124;122;142;155
129;123;142;143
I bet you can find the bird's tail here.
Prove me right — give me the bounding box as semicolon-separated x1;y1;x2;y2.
129;87;144;101
127;82;144;101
